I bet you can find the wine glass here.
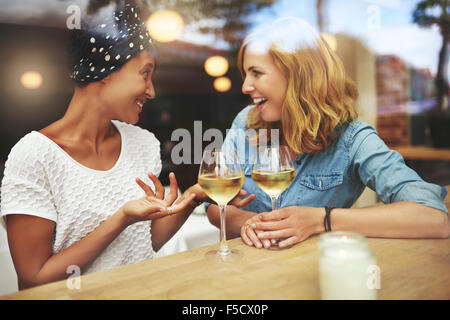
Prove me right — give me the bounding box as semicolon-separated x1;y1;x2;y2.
251;145;296;211
198;147;245;262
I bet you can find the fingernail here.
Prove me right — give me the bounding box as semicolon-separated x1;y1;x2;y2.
250;223;256;228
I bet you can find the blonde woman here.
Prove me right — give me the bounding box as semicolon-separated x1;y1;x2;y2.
206;17;449;249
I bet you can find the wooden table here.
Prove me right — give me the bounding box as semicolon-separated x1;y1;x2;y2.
2;195;449;300
392;145;450;161
1;235;449;300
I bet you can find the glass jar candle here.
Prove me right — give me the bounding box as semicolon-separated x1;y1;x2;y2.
319;242;378;300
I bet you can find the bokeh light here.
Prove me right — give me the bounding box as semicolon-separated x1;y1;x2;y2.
147;10;184;42
213;77;231;92
20;71;43;89
204;56;229;77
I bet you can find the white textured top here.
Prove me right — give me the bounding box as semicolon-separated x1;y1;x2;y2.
0;120;161;274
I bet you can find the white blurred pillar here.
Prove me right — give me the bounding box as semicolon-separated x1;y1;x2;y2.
335;34;378;207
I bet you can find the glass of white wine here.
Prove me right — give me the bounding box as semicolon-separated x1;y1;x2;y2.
251;146;296;211
198;147;245;262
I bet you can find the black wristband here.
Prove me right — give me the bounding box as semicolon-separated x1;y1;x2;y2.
324;206;335;232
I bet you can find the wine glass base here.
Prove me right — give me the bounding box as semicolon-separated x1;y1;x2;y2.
205;249;243;262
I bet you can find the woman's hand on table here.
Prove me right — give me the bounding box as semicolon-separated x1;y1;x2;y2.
243;206;324;249
241;214;276;249
119;172;196;226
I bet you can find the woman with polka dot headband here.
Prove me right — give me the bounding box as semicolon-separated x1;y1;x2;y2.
0;4;253;289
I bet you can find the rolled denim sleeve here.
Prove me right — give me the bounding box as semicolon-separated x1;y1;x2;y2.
349;124;448;214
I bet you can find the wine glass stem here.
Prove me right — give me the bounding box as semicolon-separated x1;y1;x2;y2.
218;203;231;255
271;196;278;211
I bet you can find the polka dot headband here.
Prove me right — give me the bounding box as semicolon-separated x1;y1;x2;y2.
69;4;154;84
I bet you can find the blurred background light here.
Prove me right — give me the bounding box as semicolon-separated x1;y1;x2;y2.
147;10;184;42
204;56;229;77
20;71;43;89
213;76;231;92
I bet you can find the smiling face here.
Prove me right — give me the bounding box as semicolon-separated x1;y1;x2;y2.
241;43;288;122
99;50;156;124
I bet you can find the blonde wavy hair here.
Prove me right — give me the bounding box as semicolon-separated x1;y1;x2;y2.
237;17;358;154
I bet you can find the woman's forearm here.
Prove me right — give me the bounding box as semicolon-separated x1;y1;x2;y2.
28;210;129;288
330;201;450;239
207;204;256;239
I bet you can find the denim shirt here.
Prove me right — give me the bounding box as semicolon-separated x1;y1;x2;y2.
206;106;448;214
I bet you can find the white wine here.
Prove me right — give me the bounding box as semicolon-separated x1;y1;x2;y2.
198;174;245;205
251;168;296;198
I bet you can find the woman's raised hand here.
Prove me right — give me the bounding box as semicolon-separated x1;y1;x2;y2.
186;183;256;208
136;171;180;206
118;172;196;226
